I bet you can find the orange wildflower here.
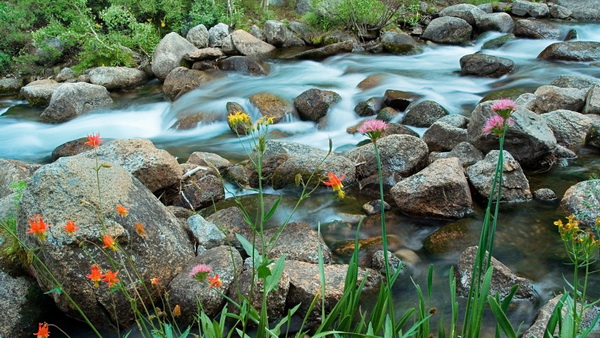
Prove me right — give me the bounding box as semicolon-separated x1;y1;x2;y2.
323;172;346;199
85;133;102;148
87;264;104;287
64;220;79;235
33;322;50;338
172;304;181;317
150;277;160;285
135;222;146;236
207;274;223;290
116;204;129;217
102;234;118;251
102;270;120;288
28;214;50;241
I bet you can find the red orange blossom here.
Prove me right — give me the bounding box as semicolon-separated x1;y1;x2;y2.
33;322;50;338
87;264;104;287
323;172;346;199
85;133;102;148
28;214;50;241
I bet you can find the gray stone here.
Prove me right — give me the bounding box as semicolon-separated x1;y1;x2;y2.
533;188;557;201
422;16;473;45
0;77;22;95
272;152;355;190
460;53;514;78
381;31;421;55
187;152;231;172
218;56;270;76
264;20;288;47
292;41;354;60
294;88;342;122
482;34;515;50
514;19;560;40
383;90;422;111
538;42;600;62
249;92;294;123
534;85;587;114
440;4;486;26
429;141;484;167
561;180;600;227
208;23;230;47
152;32;198;81
40;82;113;123
466;150;532;202
551;75;600;90
183;47;224;62
362;199;391;216
422;121;468;152
0;159;40;199
511;0;549;17
167;163;224;210
551;0;600;21
354;97;383;117
19;79;62;107
295;0;313;15
0;270;45;338
187;214;226;249
523;294;600;337
289;21;312;43
186;24;209;48
586;120;600;148
231;30;276;57
163;67;218;101
89;67;147;90
206;207;254;250
541;109;592;148
475;12;514;33
248;25;265;41
56;67;75;82
371;250;403;275
265;222;331;264
548;3;572;20
584;85;600;114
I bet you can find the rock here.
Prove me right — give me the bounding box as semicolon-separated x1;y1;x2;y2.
467;101;557;168
248;25;265;40
475;13;514;33
0;77;22;95
40;83;113;123
0;270;46;338
0;159;40;198
206;206;256;250
381;31;421;55
56;67;75;82
460;53;514;78
514;19;560;40
230;30;276;57
295;0;313;15
322;31;357;45
17;156;194;327
186;24;209;48
438;113;470;127
220;35;238;55
587;121;600;148
292;41;354;60
423;220;478;254
166;163;224;210
523;294;600;337
561;180;600;227
362;199;391;216
187;215;226;249
511;0;549;17
456;246;536;300
482;34;515;49
584;85;600;114
19;79;62;107
187;152;231;172
346;135;429;181
391;158;473;219
265;222;331;264
272;151;355;189
218;56;269;76
548;3;572;19
466;150;532;202
88;67;147;90
422;120;468;152
402;100;448;127
422;17;473;45
183;47;224;62
377;107;402;123
541;110;592;148
263;20;288;47
162;67;218;101
383;90;421;111
288;21;312;43
169;246;242;325
440;4;486;26
249;92;294;123
533;188;557;201
357;74;385;91
354;97;383;117
152;32;198;81
534;85;587;114
294;88;342;122
371;250;403;275
551;75;600;90
538;42;600;62
50;138;93;161
171;112;220;130
79;138;182;192
429;141;484;167
34;37;63;64
551;0;600;21
208;23;230;47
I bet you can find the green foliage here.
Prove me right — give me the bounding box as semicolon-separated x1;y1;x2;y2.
310;0;405;33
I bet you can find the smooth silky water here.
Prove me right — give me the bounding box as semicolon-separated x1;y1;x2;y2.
2;22;600;336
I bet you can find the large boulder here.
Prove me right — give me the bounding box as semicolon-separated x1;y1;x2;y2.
88;67;147;90
467;101;557;168
19;79;62;107
402;100;448;127
249;92;294;123
17;156;194;327
541;110;592;148
511;0;549;17
294;89;341;122
0;159;40;198
475;13;514;33
533;85;587;114
551;0;600;21
440;4;486;26
561;180;600;227
381;31;421;55
391;157;473;219
422;17;473;45
466;150;532;202
538;42;600;62
152;32;198;81
163;67;218;101
230;29;276;57
40;83;113;123
514;19;560;40
186;24;209;48
272;150;355;189
460;53;514;78
0;271;46;338
548;3;572;20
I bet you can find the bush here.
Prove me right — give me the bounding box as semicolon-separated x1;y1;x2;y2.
310;0;405;34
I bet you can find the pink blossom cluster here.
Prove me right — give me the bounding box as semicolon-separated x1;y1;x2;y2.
483;98;517;136
359;119;388;141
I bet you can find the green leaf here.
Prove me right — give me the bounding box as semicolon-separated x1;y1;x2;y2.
264;255;285;292
488;296;517;338
263;196;281;222
257;264;272;279
44;287;62;295
235;233;262;265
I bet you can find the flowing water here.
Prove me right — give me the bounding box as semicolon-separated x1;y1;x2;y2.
2;22;600;335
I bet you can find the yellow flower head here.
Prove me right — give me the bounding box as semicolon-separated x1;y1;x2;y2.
227;111;252;131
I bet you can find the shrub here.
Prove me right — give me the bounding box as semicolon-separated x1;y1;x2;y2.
310;0;405;34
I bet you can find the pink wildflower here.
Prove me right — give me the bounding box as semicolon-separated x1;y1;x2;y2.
491;98;516;118
359;119;388;141
189;264;212;282
483;115;513;135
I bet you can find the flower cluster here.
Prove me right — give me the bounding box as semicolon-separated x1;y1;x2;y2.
189;264;222;289
359;119;388;142
227;111;275;134
482;98;516;136
555;215;600;259
323;172;346;199
85;133;102;148
86;264;120;288
33;322;50;338
28;214;51;241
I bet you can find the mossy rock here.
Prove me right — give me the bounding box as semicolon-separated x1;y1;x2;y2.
482;34;515;50
480;87;531;103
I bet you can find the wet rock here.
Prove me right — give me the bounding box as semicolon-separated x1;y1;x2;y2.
422;120;468;152
354;97;383;117
538;42;600;62
293;41;354;60
551;75;600;90
551;0;600;21
439;4;486;26
265;222;331;264
208;23;230;47
381;31;421;55
79;138;182;192
17;156;194;327
166;163;224;210
187;214;226;249
218;56;270;76
0;77;22;95
467;100;557;168
383;90;421;111
206;206;254;249
183;47;224;62
534;85;587;114
357;74;385;91
422;17;473;45
231;29;276;57
561;180;600;227
460;53;514;78
476;13;514;33
88;67;147;90
523;294;600;337
169;246;242;325
371;250;403;275
171;111;220;130
50;138;91;161
429;141;484;167
482;34;515;50
249;92;294;123
186;24;209;48
294;88;342;122
511;0;549;17
533;188;557;201
424;220;477;254
466;150;532;202
586;120;600;148
152;32;198;81
584;85;600;114
457;246;536;299
403;100;448;127
346;134;429;182
514;19;560;40
19;79;62;107
40;83;113;123
0;270;46;338
391;157;473;219
187;151;231;172
362;199;391;216
541;109;592;148
377;107;402;123
0;159;40;198
272;151;355;189
163;67;218;101
548;3;572;20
